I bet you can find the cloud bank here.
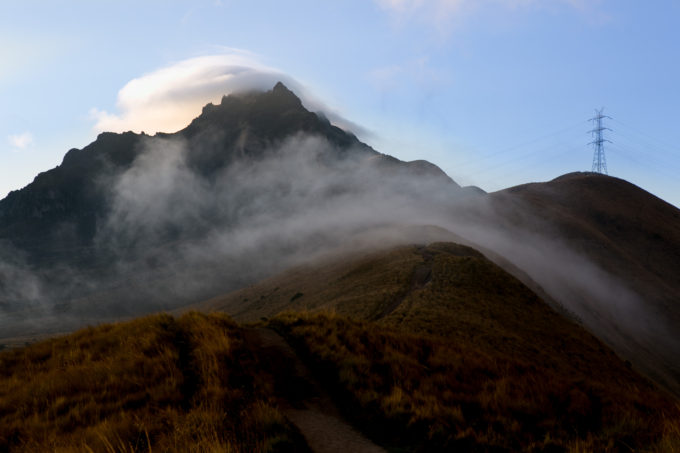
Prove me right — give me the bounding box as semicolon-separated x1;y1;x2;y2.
90;52;368;137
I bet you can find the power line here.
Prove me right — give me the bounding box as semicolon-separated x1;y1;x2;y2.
610;118;680;154
609;142;680;184
450;111;678;198
453;120;586;169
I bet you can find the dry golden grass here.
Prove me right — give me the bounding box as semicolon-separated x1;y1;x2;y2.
0;312;307;452
199;242;666;402
191;241;680;450
272;311;680;452
4;240;679;451
195;245;420;322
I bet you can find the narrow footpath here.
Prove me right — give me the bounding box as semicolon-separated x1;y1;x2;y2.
244;327;386;453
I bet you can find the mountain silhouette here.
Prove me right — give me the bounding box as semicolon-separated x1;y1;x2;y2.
0;83;360;257
0;83;457;319
0;82;453;260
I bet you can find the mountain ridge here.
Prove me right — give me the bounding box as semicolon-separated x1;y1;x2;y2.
483;171;680;397
1;83;679;399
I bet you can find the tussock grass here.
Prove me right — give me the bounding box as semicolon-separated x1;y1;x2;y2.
0;312;307;452
272;312;680;452
191;241;680;450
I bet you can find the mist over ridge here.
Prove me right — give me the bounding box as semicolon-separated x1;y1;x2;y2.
0;82;679;396
0;82;460;324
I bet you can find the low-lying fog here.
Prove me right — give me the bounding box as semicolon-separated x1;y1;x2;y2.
1;132;678;395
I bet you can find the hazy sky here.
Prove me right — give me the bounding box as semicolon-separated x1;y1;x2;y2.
2;0;680;206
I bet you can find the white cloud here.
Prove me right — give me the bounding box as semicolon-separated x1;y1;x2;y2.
91;52;284;134
90;51;369;138
8;132;33;151
374;0;602;31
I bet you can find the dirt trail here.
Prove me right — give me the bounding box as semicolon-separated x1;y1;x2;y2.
373;245;433;320
244;327;386;453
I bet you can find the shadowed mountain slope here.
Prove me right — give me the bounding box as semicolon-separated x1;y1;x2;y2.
480;172;680;396
492;172;680;317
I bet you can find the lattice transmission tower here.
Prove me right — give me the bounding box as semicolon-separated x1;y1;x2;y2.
589;108;611;174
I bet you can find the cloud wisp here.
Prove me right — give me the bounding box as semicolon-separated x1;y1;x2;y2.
0;131;460;333
374;0;604;32
7;132;33;152
95;133;459;301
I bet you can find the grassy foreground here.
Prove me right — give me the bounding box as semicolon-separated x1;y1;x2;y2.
272;312;680;453
0;312;307;452
1;309;678;452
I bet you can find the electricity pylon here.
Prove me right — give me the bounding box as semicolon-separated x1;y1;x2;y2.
589;108;611;174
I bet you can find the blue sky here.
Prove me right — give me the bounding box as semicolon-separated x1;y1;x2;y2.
2;0;680;206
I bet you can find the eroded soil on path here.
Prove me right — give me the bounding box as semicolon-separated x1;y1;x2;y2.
244;327;386;453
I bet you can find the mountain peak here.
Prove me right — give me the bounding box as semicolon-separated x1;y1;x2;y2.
266;81;303;109
272;81;291;94
213;81;301;110
181;83;370;154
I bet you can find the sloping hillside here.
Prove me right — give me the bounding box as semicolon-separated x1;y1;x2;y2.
484;172;680;396
493;172;680;318
194;242;670;392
